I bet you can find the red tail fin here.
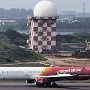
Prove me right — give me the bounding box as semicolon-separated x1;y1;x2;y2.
50;62;55;67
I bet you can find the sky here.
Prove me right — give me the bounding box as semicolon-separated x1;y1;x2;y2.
0;0;90;13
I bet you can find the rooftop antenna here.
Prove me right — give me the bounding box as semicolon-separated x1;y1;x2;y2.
83;2;85;30
83;2;85;22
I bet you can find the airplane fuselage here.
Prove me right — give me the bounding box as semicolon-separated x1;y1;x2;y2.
0;66;90;80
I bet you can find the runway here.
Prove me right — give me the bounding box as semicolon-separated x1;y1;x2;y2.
0;82;90;90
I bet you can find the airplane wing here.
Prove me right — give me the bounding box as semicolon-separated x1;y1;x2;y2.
38;74;73;78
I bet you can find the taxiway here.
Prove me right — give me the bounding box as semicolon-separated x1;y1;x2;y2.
0;82;89;90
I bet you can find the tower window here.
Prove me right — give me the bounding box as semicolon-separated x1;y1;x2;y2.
47;30;49;32
36;31;38;34
35;40;38;42
35;46;38;48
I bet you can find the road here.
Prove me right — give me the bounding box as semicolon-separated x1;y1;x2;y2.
0;82;90;90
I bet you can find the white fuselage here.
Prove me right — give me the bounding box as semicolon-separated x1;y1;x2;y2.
0;67;44;80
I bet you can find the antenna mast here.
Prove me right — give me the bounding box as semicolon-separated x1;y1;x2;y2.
83;2;85;22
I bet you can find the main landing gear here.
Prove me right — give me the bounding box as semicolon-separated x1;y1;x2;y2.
52;82;57;87
46;82;57;87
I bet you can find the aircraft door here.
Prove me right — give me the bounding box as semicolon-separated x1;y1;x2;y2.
0;70;1;76
25;71;29;76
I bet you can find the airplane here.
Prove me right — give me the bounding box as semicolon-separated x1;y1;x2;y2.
0;64;90;87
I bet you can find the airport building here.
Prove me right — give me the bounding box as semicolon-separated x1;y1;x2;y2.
27;0;58;53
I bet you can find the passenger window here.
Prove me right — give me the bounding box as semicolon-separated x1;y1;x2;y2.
21;71;23;73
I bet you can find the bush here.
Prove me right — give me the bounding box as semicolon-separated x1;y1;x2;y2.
5;58;12;62
0;31;46;63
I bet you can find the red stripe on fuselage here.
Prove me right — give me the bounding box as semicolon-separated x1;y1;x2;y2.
40;67;90;76
39;66;90;80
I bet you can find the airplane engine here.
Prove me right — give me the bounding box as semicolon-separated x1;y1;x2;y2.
35;78;47;85
26;79;34;83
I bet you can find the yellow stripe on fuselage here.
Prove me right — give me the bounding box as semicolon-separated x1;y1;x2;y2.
39;67;48;76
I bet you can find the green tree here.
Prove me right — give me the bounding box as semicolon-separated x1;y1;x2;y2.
16;18;27;30
5;29;28;46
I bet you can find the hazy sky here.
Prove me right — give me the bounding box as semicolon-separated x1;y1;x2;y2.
0;0;90;13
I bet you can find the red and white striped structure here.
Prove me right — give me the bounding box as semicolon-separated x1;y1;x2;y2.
27;0;58;53
27;16;57;53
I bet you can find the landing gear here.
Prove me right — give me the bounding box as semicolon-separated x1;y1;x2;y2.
46;82;51;87
46;82;57;87
52;82;57;87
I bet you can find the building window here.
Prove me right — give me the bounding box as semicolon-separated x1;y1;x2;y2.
36;31;38;34
41;37;47;41
47;38;49;40
35;40;38;42
39;30;43;34
35;46;38;48
47;30;49;32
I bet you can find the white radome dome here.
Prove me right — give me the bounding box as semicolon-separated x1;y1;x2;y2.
34;0;57;17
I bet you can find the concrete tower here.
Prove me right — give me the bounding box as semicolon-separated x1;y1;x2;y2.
27;0;58;53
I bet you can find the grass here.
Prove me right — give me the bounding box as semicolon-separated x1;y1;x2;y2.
0;62;49;67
